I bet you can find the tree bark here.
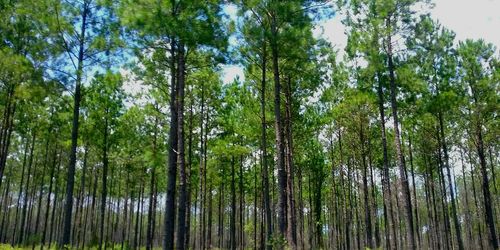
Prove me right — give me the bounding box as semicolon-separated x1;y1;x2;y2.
0;84;16;188
18;132;36;245
470;84;498;248
270;14;287;246
385;16;415;250
230;156;237;250
260;38;273;250
147;114;159;250
163;37;178;250
284;77;297;248
376;73;396;250
359;122;373;249
407;133;421;249
176;41;188;250
11;136;29;246
61;1;89;246
437;111;464;250
99;117;109;250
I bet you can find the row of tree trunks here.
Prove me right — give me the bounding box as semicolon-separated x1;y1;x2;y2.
0;122;496;249
0;83;16;187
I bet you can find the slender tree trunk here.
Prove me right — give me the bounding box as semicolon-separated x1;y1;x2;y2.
329;137;340;250
48;154;62;249
307;174;314;249
270;14;287;246
260;39;273;250
218;174;224;249
367;136;381;248
407;134;421;249
61;2;88;246
437;112;464;250
313;172;323;249
121;173;130;250
359;122;373;249
376;73;397;250
297;154;305;250
11;136;29;246
284;77;297;248
106;170;115;247
254;157;258;250
185;95;194;250
467;148;485;250
0;167;12;242
163;38;178;250
385;16;415;250
86;162;98;246
99;117;109;250
139;182;145;247
459;148;473;249
18;132;36;245
471;91;498;249
75;144;88;249
207;183;213;249
33;136;52;250
423;167;436;249
147;115;159;250
199;82;206;250
436;146;452;250
230;156;237;250
433;160;445;249
239;155;245;249
134;183;142;249
176;41;188;250
0;84;16;187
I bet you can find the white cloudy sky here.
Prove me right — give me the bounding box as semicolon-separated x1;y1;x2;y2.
221;0;500;84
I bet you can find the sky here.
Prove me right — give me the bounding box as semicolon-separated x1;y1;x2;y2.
221;0;500;84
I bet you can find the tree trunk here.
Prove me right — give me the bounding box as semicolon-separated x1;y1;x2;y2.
207;183;213;248
436;146;452;250
0;84;16;188
407;133;421;248
61;2;89;246
11;136;29;246
260;38;273;250
270;14;287;246
0;167;12;242
437;112;464;250
99;117;109;250
239;155;245;249
18;132;36;245
359;122;373;249
218;174;224;249
199;81;206;250
367;136;381;248
471;93;498;249
376;73;396;250
133;183;142;249
230;156;237;250
385;16;415;250
459;148;473;249
147;115;159;250
185;94;194;250
33;137;51;249
48;154;62;249
467;148;485;250
284;77;297;248
176;41;188;250
163;37;178;250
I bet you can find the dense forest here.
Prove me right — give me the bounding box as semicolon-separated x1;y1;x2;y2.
0;0;498;249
